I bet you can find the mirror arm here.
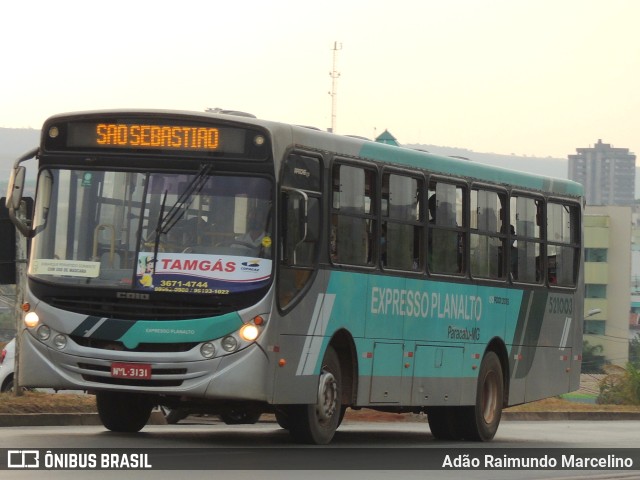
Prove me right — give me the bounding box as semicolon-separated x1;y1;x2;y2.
8;205;34;238
12;148;38;169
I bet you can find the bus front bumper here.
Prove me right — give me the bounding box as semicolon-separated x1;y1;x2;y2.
17;330;270;402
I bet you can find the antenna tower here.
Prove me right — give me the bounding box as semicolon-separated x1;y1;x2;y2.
329;41;342;133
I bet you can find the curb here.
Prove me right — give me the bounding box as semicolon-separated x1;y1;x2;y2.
0;411;167;427
502;411;640;421
1;411;640;427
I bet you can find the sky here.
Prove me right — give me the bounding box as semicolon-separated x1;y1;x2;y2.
1;0;639;160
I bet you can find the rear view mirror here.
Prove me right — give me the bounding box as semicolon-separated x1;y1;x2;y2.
7;166;26;211
6;148;38;238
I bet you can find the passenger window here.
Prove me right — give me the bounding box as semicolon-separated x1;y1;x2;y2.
427;180;465;275
331;164;376;266
547;202;579;286
509;195;543;283
382;173;424;271
470;189;506;279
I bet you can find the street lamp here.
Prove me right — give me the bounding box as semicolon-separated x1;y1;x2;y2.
586;308;602;318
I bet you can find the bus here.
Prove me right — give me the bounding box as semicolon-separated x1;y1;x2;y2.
5;109;584;444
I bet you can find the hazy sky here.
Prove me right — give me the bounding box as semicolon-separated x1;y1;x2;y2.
2;0;639;159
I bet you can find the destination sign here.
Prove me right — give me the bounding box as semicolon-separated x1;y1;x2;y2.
65;121;245;153
95;123;220;150
43;116;270;159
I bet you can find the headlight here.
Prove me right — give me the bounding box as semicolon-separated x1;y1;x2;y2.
239;324;259;342
200;342;216;358
221;336;238;352
24;311;40;328
36;325;51;341
53;334;67;350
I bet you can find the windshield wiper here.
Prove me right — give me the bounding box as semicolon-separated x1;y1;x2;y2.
148;164;213;271
159;163;212;235
152;190;169;273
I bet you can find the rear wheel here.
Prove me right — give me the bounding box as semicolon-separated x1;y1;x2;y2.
287;345;342;445
462;351;503;441
96;391;153;433
427;351;503;441
426;406;460;440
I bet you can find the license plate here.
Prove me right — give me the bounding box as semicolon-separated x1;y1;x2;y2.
110;362;152;379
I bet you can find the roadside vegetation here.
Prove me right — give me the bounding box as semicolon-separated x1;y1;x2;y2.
0;391;96;414
595;334;640;406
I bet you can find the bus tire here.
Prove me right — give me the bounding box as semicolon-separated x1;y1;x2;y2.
274;409;291;430
426;406;460;440
287;345;342;445
96;391;153;433
464;351;503;441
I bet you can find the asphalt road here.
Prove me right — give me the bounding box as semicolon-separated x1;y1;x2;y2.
2;419;640;480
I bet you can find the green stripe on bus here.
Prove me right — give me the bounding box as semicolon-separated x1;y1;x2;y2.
358;142;583;197
118;313;243;349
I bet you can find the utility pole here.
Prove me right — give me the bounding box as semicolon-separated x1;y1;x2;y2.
12;200;28;397
329;41;342;133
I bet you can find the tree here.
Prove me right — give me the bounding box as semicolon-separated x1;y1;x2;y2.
582;340;605;373
630;333;640;368
598;363;640;405
0;310;15;330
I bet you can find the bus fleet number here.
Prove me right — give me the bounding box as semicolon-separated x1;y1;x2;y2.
548;296;573;315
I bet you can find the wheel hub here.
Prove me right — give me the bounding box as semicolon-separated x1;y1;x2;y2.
316;371;338;422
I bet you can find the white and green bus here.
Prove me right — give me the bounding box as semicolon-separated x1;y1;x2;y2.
6;109;583;444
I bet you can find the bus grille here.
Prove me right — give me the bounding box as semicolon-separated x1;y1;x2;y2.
44;295;235;320
72;337;198;353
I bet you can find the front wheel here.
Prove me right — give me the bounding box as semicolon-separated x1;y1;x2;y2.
96;391;153;433
286;345;342;445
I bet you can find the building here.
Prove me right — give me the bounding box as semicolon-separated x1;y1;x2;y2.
583;206;631;367
375;130;399;146
568;139;636;206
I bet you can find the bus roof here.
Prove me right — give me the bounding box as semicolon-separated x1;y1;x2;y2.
357;141;584;198
284;122;583;198
42;109;583;199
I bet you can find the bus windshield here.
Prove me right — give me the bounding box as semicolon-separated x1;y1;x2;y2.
29;167;273;294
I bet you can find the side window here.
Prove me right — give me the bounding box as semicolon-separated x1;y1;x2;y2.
547;201;579;286
382;173;424;271
278;154;321;309
470;188;506;279
509;195;543;283
427;180;465;275
331;164;376;266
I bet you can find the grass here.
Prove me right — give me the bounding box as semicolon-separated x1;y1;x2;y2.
0;391;96;414
505;396;640;413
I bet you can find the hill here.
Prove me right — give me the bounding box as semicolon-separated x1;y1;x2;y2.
406;143;568;180
1;127;637;198
0;127;569;185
